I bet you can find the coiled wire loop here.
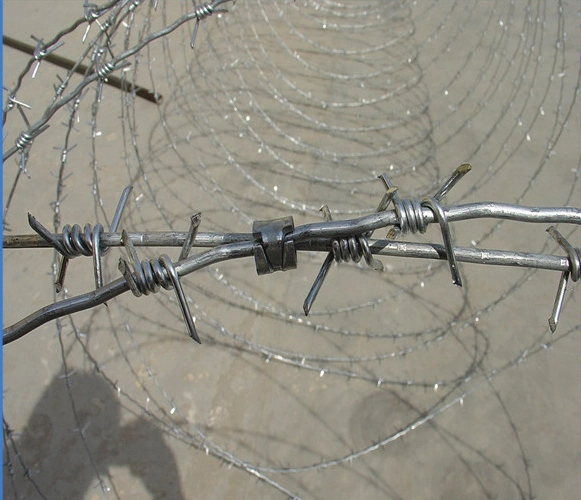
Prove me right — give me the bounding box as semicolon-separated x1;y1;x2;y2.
421;196;462;286
190;1;234;48
119;231;201;343
385;195;429;238
379;166;470;286
27;186;132;292
303;206;384;316
60;223;103;258
331;234;380;270
15;131;34;151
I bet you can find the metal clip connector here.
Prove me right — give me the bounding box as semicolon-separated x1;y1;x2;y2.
252;216;297;275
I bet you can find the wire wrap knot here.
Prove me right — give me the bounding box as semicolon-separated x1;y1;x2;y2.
119;231;200;343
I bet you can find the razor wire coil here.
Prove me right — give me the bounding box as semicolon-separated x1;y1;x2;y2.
2;1;580;498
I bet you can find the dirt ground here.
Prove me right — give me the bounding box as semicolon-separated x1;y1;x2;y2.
3;1;580;499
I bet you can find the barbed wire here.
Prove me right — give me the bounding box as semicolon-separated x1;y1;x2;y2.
3;0;235;225
3;1;580;498
4;163;581;344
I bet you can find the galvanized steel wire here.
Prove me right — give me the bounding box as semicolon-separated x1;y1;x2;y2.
3;1;580;498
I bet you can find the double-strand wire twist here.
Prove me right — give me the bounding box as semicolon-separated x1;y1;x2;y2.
379;163;472;286
303;205;383;316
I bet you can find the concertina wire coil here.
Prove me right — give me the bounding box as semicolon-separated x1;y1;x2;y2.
3;161;581;344
2;1;580;499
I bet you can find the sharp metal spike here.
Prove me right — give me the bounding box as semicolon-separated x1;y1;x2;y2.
546;226;580;333
179;213;201;261
434;163;472;201
303;206;334;316
548;271;568;333
160;255;201;343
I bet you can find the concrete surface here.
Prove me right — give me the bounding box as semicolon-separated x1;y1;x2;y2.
3;1;580;499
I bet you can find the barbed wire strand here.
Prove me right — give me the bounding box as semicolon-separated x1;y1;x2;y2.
3;1;580;498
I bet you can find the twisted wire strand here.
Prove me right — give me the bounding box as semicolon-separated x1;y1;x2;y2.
191;1;237;48
4;201;580;343
331;235;367;264
393;196;427;235
194;1;224;20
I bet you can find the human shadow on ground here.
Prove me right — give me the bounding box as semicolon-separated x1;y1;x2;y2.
3;369;185;499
